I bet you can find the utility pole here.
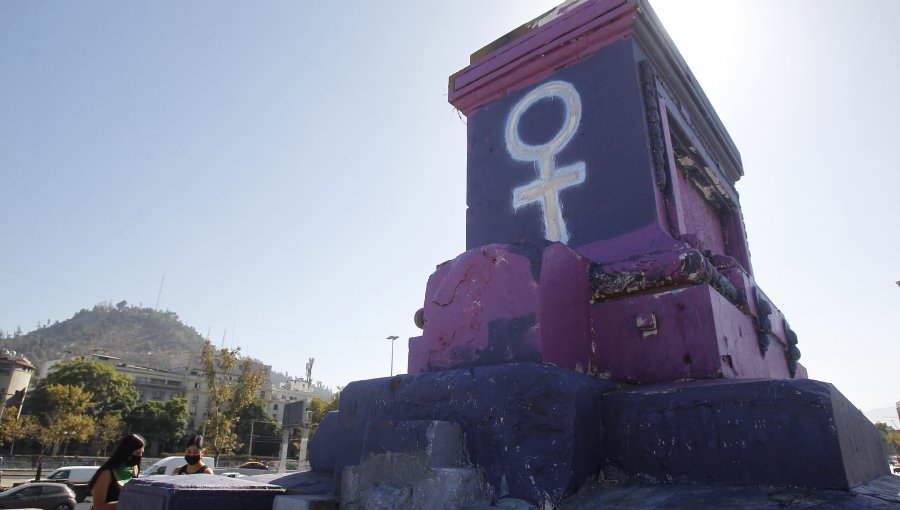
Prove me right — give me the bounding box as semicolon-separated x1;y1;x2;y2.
155;274;165;310
386;336;399;376
248;420;255;458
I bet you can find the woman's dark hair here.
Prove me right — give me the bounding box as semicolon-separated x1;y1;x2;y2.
184;434;204;450
88;433;145;488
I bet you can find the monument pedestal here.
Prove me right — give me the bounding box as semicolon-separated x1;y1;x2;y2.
312;363;618;507
601;379;888;489
300;0;890;508
310;366;890;507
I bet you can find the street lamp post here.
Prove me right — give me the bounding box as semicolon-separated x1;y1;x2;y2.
386;336;399;376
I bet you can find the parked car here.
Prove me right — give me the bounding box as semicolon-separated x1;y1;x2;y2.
0;481;76;510
142;456;216;477
236;461;268;470
41;465;98;502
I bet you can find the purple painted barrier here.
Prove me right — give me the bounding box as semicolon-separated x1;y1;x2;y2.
118;475;284;510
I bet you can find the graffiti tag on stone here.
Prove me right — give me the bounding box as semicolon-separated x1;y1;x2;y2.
505;80;585;244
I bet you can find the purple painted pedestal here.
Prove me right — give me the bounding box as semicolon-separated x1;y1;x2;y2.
301;1;885;508
409;242;803;385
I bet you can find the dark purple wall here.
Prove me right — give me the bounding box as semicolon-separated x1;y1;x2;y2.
466;40;658;250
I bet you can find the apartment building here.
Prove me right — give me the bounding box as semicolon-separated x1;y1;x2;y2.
269;377;333;423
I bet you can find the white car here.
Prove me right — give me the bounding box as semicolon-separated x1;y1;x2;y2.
42;465;98;502
142;456;215;476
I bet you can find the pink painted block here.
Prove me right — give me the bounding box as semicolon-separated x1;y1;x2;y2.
590;284;802;384
408;243;593;374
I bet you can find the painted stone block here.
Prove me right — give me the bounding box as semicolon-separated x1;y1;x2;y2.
464;39;659;256
360;420;469;468
325;363;617;507
590;284;798;383
408;242;594;374
308;411;339;471
601;378;889;489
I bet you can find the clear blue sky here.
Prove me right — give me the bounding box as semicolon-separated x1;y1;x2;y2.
1;0;898;413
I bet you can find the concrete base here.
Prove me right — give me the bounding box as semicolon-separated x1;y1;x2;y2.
342;453;492;510
560;475;900;509
306;369;889;508
311;363;617;507
272;494;339;510
602;378;889;489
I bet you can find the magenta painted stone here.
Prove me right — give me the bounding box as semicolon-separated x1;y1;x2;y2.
408;242;593;374
591;284;797;384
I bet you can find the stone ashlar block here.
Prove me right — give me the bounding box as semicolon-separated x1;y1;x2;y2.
272;494;339;510
590;284;802;384
322;363;617;507
601;378;889;490
408;242;594;374
309;411;340;471
361;420;469;468
341;454;492;510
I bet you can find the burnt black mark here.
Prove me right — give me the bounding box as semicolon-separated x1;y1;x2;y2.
588;250;740;306
639;60;668;193
506;240;553;283
782;318;801;378
721;355;735;371
481;314;541;365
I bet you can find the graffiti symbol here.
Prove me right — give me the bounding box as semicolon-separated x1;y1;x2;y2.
505;80;585;244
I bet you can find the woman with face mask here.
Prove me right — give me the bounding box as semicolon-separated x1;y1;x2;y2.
88;433;145;510
173;434;213;475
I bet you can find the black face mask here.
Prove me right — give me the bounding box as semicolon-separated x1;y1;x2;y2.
185;455;201;465
125;455;142;467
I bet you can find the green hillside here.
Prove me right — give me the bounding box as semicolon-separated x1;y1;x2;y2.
0;303;206;372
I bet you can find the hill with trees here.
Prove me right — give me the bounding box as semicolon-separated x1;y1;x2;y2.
0;302;207;372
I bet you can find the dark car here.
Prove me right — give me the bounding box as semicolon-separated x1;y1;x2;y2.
236;461;269;470
0;481;76;510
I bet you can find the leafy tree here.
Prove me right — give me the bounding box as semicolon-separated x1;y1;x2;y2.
93;414;126;456
126;398;189;453
29;384;96;456
29;359;139;419
235;401;279;457
201;341;266;461
875;422;900;456
0;406;31;447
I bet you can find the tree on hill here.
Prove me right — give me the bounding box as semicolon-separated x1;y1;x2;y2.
0;302;207;372
26;359;138;419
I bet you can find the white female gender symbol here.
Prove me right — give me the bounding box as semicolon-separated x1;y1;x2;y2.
505;80;586;244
